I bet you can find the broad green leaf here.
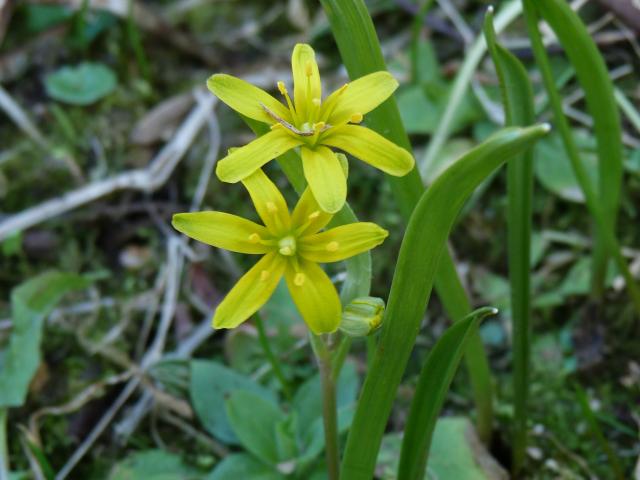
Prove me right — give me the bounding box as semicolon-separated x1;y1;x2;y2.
377;418;507;479
205;454;285;480
339;124;549;480
45;62;117;106
0;271;88;407
534;133;597;203
398;307;497;479
189;360;276;445
484;9;535;473
320;0;495;442
225;390;285;465
108;449;198;480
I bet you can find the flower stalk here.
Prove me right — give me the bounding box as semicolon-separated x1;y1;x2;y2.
310;333;340;480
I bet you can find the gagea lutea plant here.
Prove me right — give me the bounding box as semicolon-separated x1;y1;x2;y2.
172;27;551;479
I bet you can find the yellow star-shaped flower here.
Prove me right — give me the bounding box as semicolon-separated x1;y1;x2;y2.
208;43;415;214
172;169;388;334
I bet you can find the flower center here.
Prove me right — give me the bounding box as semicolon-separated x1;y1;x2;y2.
278;236;297;256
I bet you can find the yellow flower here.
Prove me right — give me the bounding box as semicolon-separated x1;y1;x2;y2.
172;169;388;334
208;43;415;214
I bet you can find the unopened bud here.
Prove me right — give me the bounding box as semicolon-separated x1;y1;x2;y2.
339;296;385;337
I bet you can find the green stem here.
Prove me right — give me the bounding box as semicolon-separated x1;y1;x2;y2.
0;408;9;480
254;314;292;401
310;334;340;480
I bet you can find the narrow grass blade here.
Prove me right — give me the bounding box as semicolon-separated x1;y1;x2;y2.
420;0;522;177
527;0;622;298
340;124;550;480
397;307;498;480
484;9;535;474
523;0;640;313
320;0;494;441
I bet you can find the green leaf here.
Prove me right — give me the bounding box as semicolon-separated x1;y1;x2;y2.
205;454;285;480
484;8;536;473
225;391;286;465
189;360;276;445
108;449;198;480
340;124;549;480
524;0;624;298
320;0;495;442
398;307;498;479
45;62;117;106
0;272;88;407
534;133;597;203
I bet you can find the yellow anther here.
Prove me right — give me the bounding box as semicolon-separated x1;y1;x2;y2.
350;113;363;124
294;273;305;286
326;241;339;252
305;60;313;77
270;123;284;130
313;122;326;131
308;210;320;220
260;270;270;281
280;246;293;256
248;233;261;243
312;98;321;106
266;202;278;213
277;81;287;95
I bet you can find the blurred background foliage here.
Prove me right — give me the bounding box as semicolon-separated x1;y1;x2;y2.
1;0;639;478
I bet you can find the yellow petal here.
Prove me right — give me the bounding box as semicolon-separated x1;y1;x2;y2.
214;252;285;329
241;169;291;235
216;129;302;183
301;146;346;214
207;74;292;125
172;212;271;254
325;72;398;125
284;259;340;334
322;125;414;176
298;223;388;263
292;44;321;119
291;188;333;236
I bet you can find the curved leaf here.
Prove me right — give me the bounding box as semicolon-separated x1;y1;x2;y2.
339;124;550;480
397;307;498;480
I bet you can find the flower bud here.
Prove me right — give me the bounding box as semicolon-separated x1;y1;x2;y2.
339;296;385;337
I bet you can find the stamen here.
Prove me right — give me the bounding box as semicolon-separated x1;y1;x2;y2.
270;123;284;130
308;211;320;220
280;246;293;256
266;202;278;213
276;81;298;122
326;241;339;252
248;233;261;243
313;122;326;132
349;113;363;124
294;273;306;286
260;270;270;281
